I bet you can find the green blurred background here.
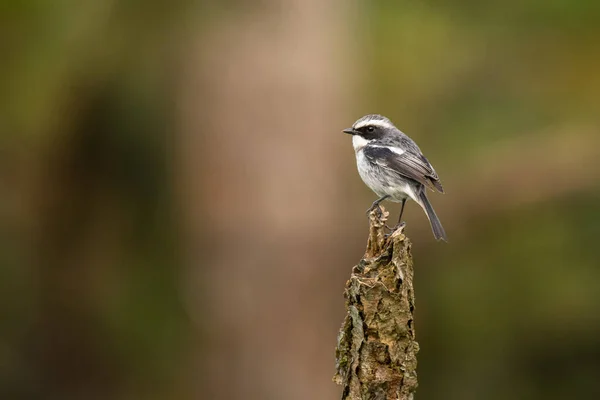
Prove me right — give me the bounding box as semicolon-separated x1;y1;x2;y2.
2;0;600;399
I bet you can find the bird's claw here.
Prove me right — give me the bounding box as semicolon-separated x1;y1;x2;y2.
384;221;406;235
366;204;383;218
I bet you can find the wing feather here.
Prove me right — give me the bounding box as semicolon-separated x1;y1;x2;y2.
363;146;444;193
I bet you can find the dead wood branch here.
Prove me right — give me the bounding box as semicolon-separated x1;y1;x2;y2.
334;206;419;400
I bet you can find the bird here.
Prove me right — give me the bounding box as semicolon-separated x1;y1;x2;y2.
343;114;447;241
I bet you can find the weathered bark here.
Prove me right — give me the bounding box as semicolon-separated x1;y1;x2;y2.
334;206;419;400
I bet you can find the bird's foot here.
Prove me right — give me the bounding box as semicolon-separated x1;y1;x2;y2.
365;203;383;218
394;221;406;230
384;221;406;237
365;196;390;217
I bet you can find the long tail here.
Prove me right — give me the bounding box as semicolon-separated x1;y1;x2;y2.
418;190;447;242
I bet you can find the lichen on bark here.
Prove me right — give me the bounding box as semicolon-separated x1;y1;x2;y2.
334;206;419;400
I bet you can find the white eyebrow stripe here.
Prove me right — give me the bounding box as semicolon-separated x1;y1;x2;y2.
370;144;405;156
353;119;395;130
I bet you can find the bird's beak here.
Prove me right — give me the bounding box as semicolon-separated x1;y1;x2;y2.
343;128;358;135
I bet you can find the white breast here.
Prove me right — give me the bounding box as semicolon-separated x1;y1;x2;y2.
355;150;390;199
354;147;416;203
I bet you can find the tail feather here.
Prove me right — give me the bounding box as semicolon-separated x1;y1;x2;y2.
431;179;444;193
418;191;447;242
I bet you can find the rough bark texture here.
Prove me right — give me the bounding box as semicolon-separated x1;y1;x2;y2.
334;206;419;400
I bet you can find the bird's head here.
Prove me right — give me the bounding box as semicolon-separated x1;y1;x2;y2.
343;114;398;151
342;114;397;140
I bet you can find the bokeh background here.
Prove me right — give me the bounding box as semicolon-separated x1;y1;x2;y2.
2;0;600;399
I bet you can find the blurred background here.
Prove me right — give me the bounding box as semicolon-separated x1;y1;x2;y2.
2;0;600;399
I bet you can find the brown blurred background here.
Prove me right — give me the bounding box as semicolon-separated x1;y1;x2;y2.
2;0;600;399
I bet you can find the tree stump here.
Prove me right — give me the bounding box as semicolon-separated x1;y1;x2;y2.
334;206;419;400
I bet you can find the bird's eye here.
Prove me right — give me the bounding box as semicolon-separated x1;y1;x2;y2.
367;126;375;132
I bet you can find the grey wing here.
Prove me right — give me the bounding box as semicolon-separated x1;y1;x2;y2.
363;146;444;193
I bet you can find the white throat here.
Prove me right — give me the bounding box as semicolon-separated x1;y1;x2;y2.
352;135;371;152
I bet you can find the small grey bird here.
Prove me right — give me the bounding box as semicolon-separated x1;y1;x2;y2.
343;114;447;241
